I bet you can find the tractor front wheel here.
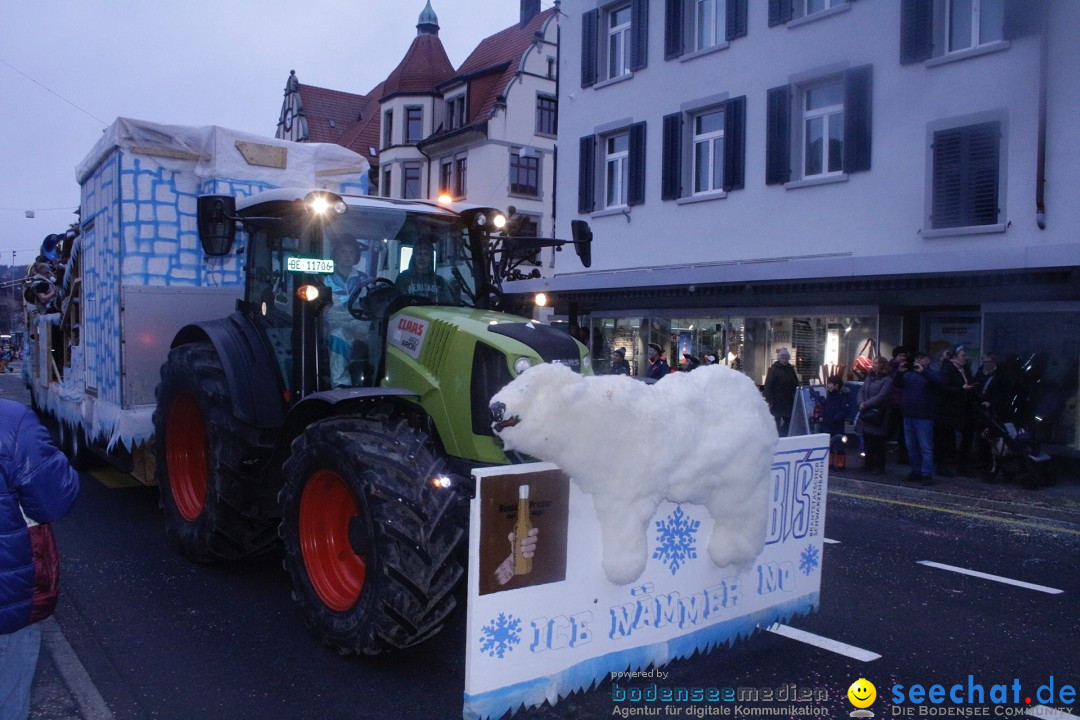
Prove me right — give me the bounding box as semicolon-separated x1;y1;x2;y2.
279;416;465;655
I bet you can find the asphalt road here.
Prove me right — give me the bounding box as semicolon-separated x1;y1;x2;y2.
46;469;1079;720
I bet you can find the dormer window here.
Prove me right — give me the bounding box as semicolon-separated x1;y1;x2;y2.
446;94;467;131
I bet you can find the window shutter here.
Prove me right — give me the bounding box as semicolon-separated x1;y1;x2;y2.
581;10;598;88
665;0;684;60
628;122;647;206
1004;0;1043;40
630;0;649;71
931;122;1000;229
765;84;792;185
723;96;746;191
899;0;934;65
967;122;1001;226
843;65;873;174
578;135;596;214
727;0;749;40
768;0;793;27
932;128;964;229
661;113;683;201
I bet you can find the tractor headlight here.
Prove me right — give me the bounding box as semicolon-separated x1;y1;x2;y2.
513;356;534;375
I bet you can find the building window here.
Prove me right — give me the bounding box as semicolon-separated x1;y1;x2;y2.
510;150;541;197
581;0;648;88
439;160;453;197
930;121;1000;229
382;167;392;198
405;106;423;144
801;0;845;17
947;0;1004;52
536;94;557;136
768;0;848;26
446;94;466;131
547;56;556;79
578;122;646;213
694;0;724;50
802;80;844;178
662;97;745;200
765;65;872;185
438;155;467;199
382;109;393;148
402;163;422;199
900;0;1031;65
666;0;747;60
454;156;467;197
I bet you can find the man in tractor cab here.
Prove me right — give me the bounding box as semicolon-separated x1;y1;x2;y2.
324;235;372;387
395;238;454;304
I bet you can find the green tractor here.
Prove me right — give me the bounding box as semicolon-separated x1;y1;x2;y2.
153;189;592;655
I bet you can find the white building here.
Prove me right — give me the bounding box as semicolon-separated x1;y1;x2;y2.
522;0;1080;451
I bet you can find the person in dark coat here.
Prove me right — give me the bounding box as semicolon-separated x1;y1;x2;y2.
0;400;80;720
763;348;799;435
609;347;631;375
856;356;894;474
645;343;670;381
935;346;976;476
894;351;942;485
822;376;852;470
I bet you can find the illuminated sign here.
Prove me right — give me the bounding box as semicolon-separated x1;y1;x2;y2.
286;257;334;274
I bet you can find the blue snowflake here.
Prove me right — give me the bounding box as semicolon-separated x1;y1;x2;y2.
799;544;820;576
652;505;700;575
480;612;522;659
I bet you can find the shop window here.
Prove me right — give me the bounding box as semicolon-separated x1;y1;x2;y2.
665;0;748;59
581;0;649;88
765;65;872;185
661;96;745;201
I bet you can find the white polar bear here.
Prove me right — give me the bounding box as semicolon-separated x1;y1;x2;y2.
490;363;778;585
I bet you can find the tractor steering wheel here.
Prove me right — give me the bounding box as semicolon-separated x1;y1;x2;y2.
347;277;398;320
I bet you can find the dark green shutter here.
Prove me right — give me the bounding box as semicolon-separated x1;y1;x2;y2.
723;96;746;191
631;0;649;71
768;0;793;27
581;10;598;88
578;135;596;214
665;0;684;60
766;85;792;185
727;0;748;40
628;122;647;206
900;0;934;64
843;65;872;174
662;113;683;201
932;122;1000;229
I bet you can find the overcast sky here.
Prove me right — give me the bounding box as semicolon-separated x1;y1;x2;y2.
0;0;538;265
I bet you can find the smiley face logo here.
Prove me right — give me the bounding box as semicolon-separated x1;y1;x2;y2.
847;678;877;708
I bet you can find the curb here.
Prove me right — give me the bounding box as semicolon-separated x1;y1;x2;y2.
828;474;1080;527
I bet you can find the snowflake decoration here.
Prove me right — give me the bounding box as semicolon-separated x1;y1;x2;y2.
799;544;820;576
480;612;522;659
652;505;700;576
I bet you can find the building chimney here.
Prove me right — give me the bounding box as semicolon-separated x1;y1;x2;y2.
520;0;541;26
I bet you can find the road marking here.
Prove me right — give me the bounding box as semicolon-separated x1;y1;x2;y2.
917;561;1064;595
830;489;1080;537
823;538;840;544
41;617;115;720
764;623;881;662
1026;707;1076;718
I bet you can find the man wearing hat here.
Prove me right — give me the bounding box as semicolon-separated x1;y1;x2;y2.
645;343;670;380
609;347;630;375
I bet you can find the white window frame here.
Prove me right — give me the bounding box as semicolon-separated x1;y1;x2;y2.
605;131;630;208
510;148;542;198
801;0;845;18
693;0;725;51
606;3;632;81
402;162;422;199
692;107;725;194
404;106;424;144
946;0;1004;53
801;79;845;179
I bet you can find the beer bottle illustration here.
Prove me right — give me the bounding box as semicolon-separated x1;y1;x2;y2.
513;484;533;575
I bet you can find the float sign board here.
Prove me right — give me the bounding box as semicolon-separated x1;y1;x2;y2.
463;434;830;720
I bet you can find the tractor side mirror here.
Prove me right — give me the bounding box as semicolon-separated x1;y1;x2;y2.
571;220;592;268
197;195;237;256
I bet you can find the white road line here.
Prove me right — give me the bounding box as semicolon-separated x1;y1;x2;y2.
917;561;1064;595
823;538;840;544
765;623;881;662
1026;706;1076;718
41;617;115;720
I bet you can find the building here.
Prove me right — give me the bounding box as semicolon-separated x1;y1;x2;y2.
275;0;562;259
519;0;1080;452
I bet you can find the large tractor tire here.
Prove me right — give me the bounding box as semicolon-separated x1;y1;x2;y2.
153;343;277;562
279;416;465;655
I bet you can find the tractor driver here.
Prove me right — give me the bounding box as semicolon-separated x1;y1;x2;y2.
324;235;372;387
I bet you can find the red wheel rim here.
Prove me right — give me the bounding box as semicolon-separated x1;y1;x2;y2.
300;470;366;612
165;392;208;522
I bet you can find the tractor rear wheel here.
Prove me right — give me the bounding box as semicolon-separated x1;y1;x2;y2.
153;342;276;561
279;415;465;655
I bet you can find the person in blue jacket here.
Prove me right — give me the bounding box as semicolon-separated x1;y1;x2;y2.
1;400;80;719
894;351;942;486
822;375;853;470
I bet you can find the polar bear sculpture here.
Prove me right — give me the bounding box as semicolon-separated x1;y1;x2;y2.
490;363;779;585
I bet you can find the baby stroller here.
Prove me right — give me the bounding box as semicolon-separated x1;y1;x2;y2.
979;407;1054;487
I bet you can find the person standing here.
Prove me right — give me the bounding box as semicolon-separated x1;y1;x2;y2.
935;346;976;476
764;348;799;436
895;351;941;486
645;343;670;381
1;400;80;720
855;356;894;474
609;347;631;375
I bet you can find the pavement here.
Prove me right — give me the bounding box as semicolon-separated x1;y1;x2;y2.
2;362;1078;720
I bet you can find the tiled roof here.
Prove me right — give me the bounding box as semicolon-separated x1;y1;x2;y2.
380;33;456;101
338;82;385;162
297;84;372;144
